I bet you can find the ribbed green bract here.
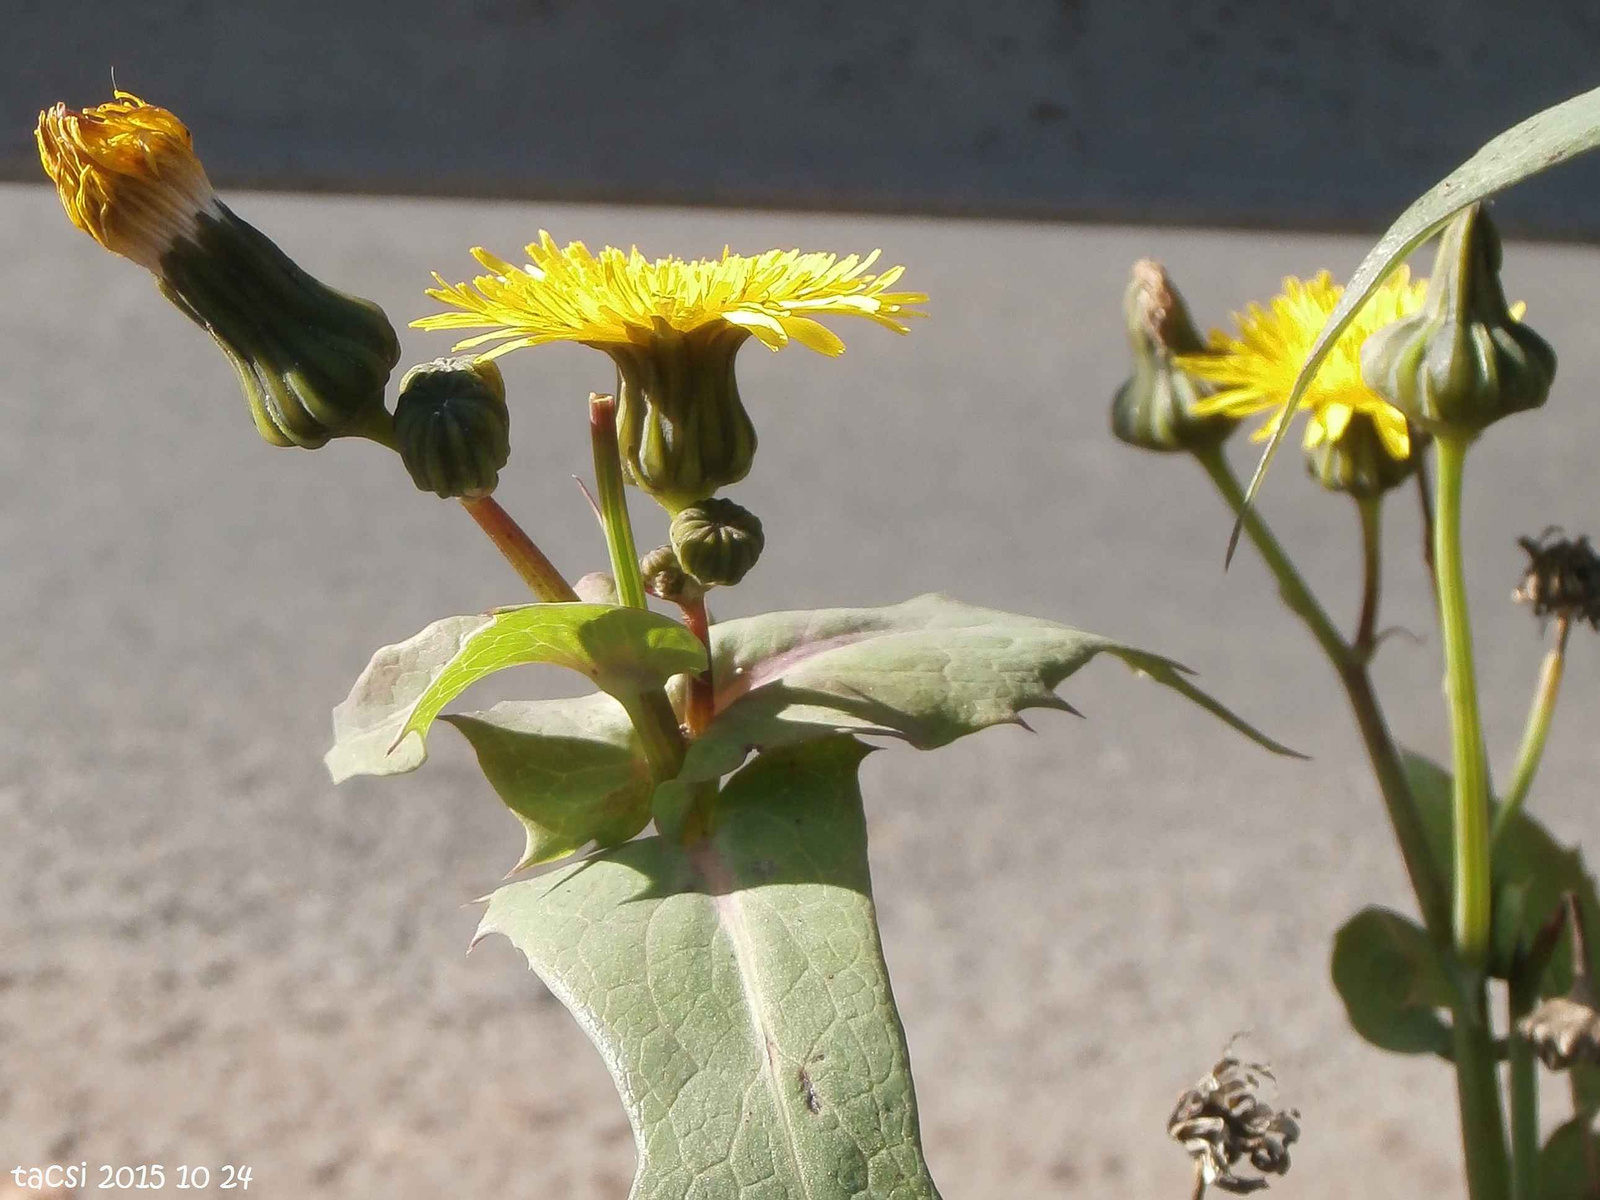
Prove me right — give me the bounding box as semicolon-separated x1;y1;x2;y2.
1361;205;1555;436
394;355;511;498
158;204;399;448
609;323;757;511
670;497;765;587
1303;412;1420;499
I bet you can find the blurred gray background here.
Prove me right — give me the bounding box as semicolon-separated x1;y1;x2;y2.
6;3;1600;1199
6;0;1600;233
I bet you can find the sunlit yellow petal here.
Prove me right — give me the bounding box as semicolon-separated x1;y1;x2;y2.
1177;270;1428;467
35;91;217;271
413;235;925;360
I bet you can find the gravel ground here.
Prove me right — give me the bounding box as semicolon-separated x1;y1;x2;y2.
3;182;1598;1198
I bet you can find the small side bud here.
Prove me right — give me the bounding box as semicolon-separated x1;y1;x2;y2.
574;571;620;605
1362;204;1556;437
1111;260;1238;454
639;545;705;605
393;357;511;499
670;498;764;587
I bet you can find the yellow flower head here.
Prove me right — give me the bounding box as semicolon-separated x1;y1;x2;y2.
36;91;217;272
413;232;926;360
1180;269;1428;461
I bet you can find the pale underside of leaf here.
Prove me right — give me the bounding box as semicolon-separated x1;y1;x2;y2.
477;739;942;1200
324;603;704;783
325;613;493;783
678;592;1298;783
1236;82;1600;549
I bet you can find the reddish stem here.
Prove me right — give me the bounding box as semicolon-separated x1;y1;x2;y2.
681;594;715;735
459;495;578;603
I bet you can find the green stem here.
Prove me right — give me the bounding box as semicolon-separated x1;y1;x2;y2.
1434;435;1492;965
1508;973;1541;1200
1196;447;1451;938
587;393;688;792
1454;983;1515;1200
623;690;687;782
589;394;647;610
1355;494;1383;659
1433;434;1511;1200
1495;616;1571;845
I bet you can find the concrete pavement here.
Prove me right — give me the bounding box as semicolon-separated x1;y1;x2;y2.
3;182;1599;1197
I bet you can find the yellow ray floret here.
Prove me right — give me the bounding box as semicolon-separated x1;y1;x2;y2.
1179;269;1427;460
414;232;927;359
36;91;215;271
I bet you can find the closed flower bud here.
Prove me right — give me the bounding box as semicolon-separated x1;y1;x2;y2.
394;356;510;498
609;324;757;512
1303;411;1423;498
670;498;764;587
1111;260;1238;453
639;544;705;605
37;93;399;449
1361;204;1555;437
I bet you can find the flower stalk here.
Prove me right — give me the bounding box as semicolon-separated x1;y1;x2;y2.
680;593;715;737
1355;495;1383;659
459;495;578;603
589;394;648;610
1434;435;1492;964
1495;614;1571;844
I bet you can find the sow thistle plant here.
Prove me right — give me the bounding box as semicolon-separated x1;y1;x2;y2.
1118;193;1600;1198
42;77;1600;1200
36;91;1295;1198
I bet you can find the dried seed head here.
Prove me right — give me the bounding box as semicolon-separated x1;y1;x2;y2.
1517;993;1600;1070
1513;529;1600;628
1168;1053;1300;1197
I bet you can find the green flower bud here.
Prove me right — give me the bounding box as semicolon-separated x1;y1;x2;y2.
1110;259;1237;453
393;356;511;499
157;205;400;449
639;544;706;605
670;498;764;588
1361;204;1556;437
606;323;757;513
1304;412;1423;499
574;571;620;605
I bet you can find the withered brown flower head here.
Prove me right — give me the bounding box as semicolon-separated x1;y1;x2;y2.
1168;1053;1301;1196
1514;529;1600;629
1518;993;1600;1071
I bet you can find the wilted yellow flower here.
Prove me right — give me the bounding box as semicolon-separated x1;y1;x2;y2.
416;235;926;509
36;91;399;450
36;91;217;271
415;233;925;359
1179;270;1427;461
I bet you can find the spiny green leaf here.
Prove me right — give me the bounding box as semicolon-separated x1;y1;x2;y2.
678;593;1298;782
1236;83;1600;537
478;738;942;1200
444;694;652;873
325;604;703;783
1330;906;1454;1058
